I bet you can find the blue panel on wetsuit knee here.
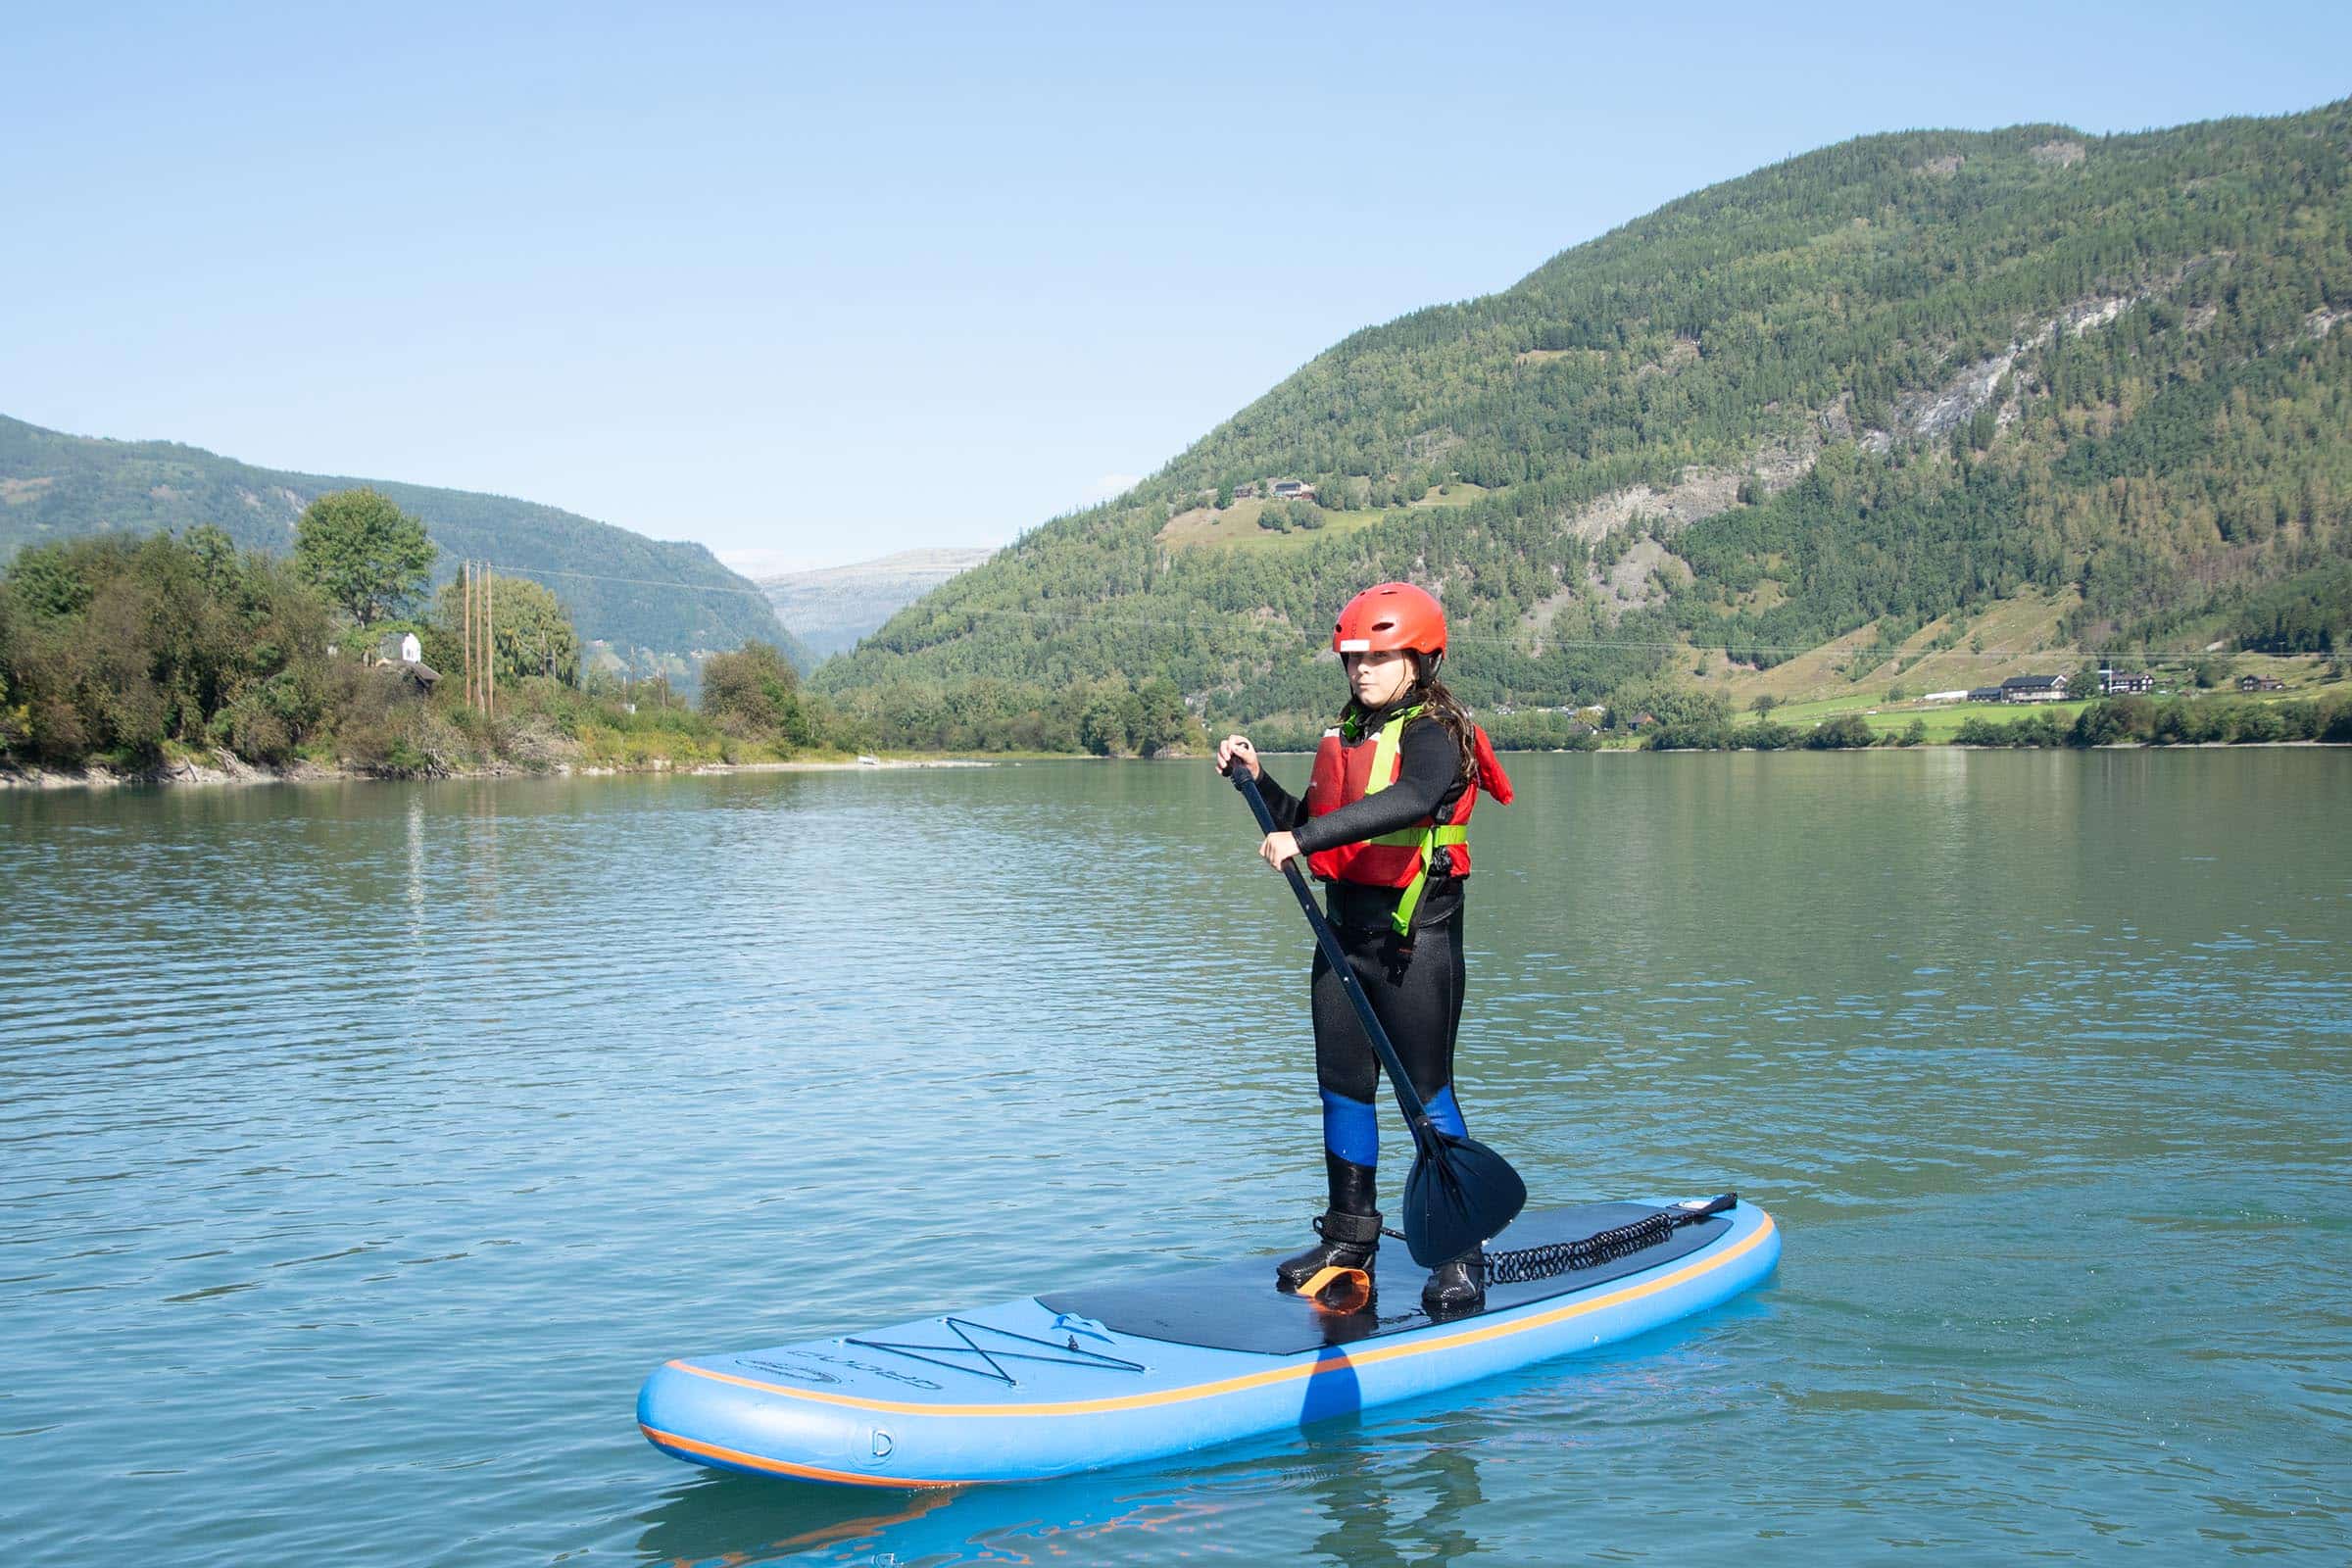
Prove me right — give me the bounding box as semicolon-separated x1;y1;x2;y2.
1425;1085;1467;1139
1319;1091;1378;1165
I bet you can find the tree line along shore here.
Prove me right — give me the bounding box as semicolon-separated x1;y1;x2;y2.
2;493;2344;789
1581;686;2352;751
0;494;1209;782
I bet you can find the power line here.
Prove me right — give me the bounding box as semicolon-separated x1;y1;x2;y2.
474;562;777;600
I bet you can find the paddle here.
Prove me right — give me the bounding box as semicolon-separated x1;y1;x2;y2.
1227;761;1526;1266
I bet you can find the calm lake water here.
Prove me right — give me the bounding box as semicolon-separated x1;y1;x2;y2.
3;752;2348;1564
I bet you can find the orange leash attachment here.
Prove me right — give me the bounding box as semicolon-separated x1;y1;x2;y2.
1298;1266;1373;1315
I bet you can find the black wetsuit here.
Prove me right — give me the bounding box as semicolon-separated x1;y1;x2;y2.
1255;710;1472;1167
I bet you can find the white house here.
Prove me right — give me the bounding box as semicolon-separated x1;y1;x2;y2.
370;631;440;691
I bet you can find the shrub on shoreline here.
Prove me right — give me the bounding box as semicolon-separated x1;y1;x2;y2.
0;529;331;768
0;527;838;775
1804;713;1878;749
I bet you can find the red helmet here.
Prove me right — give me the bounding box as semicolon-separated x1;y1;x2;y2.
1332;582;1446;657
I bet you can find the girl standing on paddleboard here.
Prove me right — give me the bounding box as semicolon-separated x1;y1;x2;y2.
1215;582;1514;1315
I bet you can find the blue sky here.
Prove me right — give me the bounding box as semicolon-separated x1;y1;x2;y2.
4;3;2346;572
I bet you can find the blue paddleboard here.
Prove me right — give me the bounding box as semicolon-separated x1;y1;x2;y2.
638;1197;1779;1487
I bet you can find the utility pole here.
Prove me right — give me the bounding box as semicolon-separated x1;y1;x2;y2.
467;560;493;718
462;561;474;713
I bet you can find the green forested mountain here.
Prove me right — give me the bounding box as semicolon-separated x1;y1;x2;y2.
0;415;802;667
816;98;2352;747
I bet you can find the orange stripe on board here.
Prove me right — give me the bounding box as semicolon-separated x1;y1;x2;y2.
639;1423;973;1488
671;1211;1775;1420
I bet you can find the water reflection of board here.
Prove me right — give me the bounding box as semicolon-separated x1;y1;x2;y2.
637;1198;1780;1487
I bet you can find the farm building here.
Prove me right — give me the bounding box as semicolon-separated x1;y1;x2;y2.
1999;674;2071;703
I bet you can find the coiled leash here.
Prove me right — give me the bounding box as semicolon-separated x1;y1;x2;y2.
1382;1193;1739;1287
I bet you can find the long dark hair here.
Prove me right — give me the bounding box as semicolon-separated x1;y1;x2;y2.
1343;653;1478;789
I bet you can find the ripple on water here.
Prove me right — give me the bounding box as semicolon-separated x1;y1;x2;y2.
2;755;2349;1564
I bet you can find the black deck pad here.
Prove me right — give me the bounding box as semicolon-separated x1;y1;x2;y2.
1039;1202;1730;1356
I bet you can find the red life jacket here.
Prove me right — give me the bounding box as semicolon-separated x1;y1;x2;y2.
1301;706;1515;936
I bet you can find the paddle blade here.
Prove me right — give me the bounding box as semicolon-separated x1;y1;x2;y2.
1401;1133;1527;1267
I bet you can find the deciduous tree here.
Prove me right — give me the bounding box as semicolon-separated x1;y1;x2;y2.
294;489;436;626
702;640;809;745
428;571;580;687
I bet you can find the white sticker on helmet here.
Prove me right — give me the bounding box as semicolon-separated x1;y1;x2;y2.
1337;638;1371;653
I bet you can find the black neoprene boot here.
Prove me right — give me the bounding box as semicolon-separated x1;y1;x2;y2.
1421;1249;1486;1316
1276;1155;1382;1290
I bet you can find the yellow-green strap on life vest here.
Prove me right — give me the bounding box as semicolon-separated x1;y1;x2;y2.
1392;822;1468;937
1355;707;1462;938
1358;705;1423;795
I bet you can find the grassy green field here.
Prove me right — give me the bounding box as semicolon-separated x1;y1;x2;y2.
1752;692;2089;736
1156;481;1490;555
1408;482;1488;508
1158;499;1389;553
1753;693;1894;725
1853;700;2090;741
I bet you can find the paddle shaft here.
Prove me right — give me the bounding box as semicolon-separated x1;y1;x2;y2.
1229;765;1438;1131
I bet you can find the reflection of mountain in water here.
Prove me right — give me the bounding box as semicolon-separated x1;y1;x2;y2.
631;1420;1489;1567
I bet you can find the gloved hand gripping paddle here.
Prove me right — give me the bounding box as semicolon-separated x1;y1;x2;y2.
1228;763;1527;1266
